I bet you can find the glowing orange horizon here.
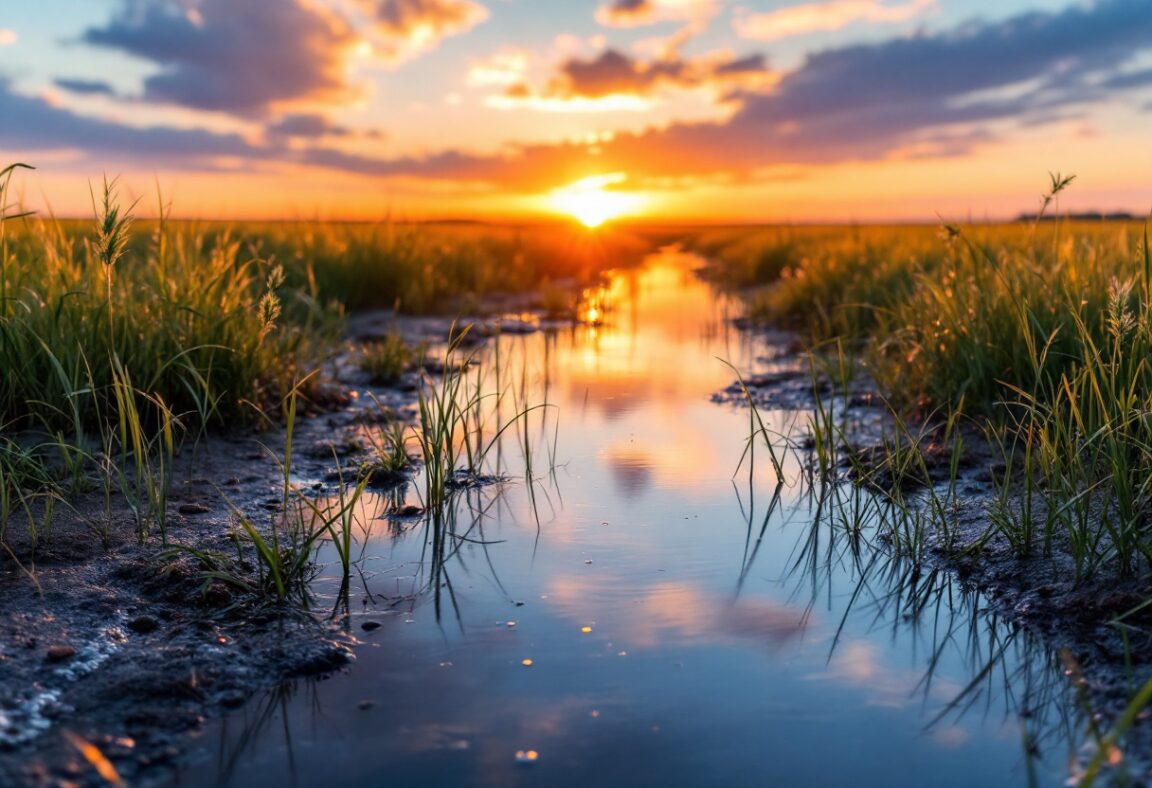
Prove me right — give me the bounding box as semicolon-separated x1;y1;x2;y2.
548;173;647;228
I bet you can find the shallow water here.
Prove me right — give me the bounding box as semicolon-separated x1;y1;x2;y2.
175;248;1078;787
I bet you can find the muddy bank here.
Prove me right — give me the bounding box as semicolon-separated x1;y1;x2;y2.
0;438;353;784
717;329;1152;780
0;309;542;786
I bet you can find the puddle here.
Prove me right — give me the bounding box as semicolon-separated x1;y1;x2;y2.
173;247;1079;786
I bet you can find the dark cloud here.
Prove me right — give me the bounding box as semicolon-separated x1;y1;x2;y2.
1;79;399;177
517;48;771;99
1102;68;1152;90
737;0;1151;124
82;0;358;117
557;49;673;97
270;113;351;139
269;112;386;141
596;0;653;26
364;0;487;49
296;139;598;191
713;54;768;76
0;78;264;163
54;78;117;97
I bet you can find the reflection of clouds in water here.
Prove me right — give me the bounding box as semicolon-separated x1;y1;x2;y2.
590;412;760;492
606;449;653;498
397;723;473;752
569;376;649;420
547;577;807;650
818;640;964;712
634;583;808;649
819;641;916;709
931;725;971;749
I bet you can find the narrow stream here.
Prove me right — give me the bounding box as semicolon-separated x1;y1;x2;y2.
174;247;1078;787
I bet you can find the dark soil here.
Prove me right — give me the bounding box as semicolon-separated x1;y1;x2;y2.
0;310;536;787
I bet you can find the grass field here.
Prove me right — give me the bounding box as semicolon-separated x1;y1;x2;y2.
689;188;1152;580
5;163;1152;584
5;161;1151;585
0;164;647;553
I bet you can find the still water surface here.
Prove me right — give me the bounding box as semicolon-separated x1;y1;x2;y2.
176;248;1076;787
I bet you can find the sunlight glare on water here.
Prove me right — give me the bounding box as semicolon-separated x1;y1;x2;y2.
175;246;1074;788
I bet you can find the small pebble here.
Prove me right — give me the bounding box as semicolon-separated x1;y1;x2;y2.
521;658;533;667
46;645;75;662
361;621;382;632
358;700;375;711
178;503;210;515
514;750;539;765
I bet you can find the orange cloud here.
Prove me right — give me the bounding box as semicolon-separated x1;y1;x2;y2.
267;112;384;141
735;0;935;41
595;0;717;28
366;0;488;58
546;577;807;650
499;47;773;109
0;28;16;47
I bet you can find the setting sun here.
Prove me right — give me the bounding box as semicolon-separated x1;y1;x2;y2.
550;173;645;228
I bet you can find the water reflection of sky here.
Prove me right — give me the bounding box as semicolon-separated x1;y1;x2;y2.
175;248;1076;787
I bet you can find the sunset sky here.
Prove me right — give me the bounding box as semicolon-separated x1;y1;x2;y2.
1;0;1150;222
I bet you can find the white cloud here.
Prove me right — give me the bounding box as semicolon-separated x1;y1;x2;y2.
467;49;530;87
735;0;935;41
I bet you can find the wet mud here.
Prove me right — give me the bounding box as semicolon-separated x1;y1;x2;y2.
0;311;525;786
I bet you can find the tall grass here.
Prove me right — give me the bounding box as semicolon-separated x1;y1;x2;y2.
701;179;1152;578
0;166;616;560
0;191;333;434
0;166;348;552
26;216;653;316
